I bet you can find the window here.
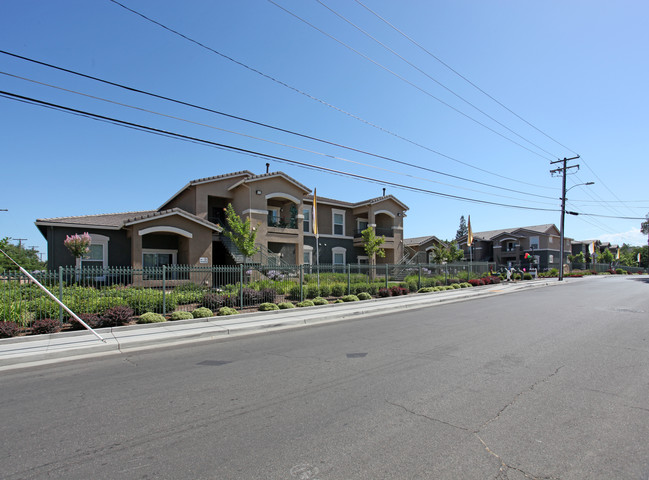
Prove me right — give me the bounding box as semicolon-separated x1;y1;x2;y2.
143;249;177;267
303;208;311;233
549;254;554;263
506;241;515;252
303;245;313;265
357;219;368;232
529;236;539;250
78;233;109;268
267;208;280;227
332;209;345;236
332;246;346;265
81;244;104;268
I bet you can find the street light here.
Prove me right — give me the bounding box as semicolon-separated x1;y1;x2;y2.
559;181;594;281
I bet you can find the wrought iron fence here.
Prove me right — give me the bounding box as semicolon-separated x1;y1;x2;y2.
0;261;496;326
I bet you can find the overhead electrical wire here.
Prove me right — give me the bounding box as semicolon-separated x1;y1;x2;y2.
0;49;555;193
352;0;577;157
0;70;560;205
348;1;643;220
312;0;559;159
0;89;565;214
268;0;555;162
104;1;557;188
3;90;644;220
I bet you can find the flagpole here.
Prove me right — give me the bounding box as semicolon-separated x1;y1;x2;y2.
313;188;320;288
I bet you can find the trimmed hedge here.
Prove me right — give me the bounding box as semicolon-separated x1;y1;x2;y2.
312;297;329;305
259;302;280;311
138;312;166;324
192;307;214;318
218;307;238;316
170;311;194;321
278;302;296;309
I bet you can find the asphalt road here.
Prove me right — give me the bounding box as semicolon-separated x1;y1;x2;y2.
1;276;648;479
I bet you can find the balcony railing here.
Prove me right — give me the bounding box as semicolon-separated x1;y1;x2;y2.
354;227;393;238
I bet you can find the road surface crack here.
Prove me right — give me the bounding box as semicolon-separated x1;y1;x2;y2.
385;400;468;431
480;366;564;430
476;433;561;480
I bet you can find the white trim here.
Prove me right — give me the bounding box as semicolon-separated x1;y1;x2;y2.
332;208;346;236
357;255;369;265
373;209;395;218
391;226;403;231
138;226;193;238
242;208;269;216
302;208;311;234
265;192;301;204
303;245;313;265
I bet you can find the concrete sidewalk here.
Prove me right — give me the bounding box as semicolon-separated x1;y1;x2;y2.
0;279;558;371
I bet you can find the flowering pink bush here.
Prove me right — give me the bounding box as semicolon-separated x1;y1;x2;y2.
64;232;91;258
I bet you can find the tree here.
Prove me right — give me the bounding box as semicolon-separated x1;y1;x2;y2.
361;226;385;265
221;204;260;260
0;237;46;271
599;248;614;265
456;216;468;241
430;241;464;264
447;241;464;262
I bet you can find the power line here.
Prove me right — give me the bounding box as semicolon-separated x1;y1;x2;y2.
1;89;565;213
103;2;557;187
1;70;560;204
269;0;554;162
312;0;559;159
352;0;578;156
3;89;644;221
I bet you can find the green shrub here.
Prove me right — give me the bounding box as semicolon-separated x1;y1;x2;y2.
218;307;238;316
278;302;296;309
333;299;344;304
318;284;331;297
169;311;194;321
331;283;346;297
357;292;372;300
259;302;280;311
312;297;329;305
451;283;461;289
418;287;436;293
202;292;236;310
296;300;315;307
138;312;166;324
460;282;471;288
305;284;320;299
288;285;302;301
192;307;214;318
341;295;360;302
523;273;533;280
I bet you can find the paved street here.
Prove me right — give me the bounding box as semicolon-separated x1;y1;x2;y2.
1;276;648;479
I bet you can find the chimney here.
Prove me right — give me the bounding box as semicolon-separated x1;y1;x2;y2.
266;163;270;174
382;188;386;197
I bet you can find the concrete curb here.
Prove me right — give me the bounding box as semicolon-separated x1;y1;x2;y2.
0;279;560;371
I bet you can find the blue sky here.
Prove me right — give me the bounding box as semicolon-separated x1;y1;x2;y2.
2;1;648;259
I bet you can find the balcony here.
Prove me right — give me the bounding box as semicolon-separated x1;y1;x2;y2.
353;227;393;238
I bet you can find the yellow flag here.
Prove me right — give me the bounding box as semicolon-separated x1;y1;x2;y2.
467;215;473;246
312;188;318;236
616;249;620;260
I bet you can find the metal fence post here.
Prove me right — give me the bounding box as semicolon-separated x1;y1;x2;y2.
347;264;351;295
162;264;167;315
58;266;63;323
385;264;389;289
299;264;304;302
239;264;244;308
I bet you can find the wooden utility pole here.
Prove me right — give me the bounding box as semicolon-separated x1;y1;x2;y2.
550;156;580;281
